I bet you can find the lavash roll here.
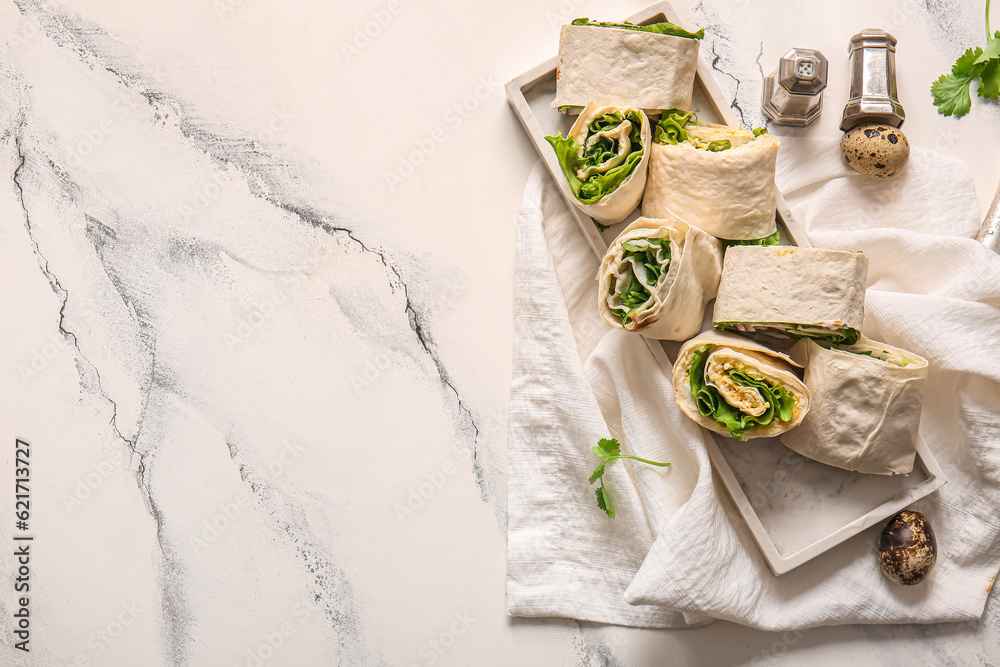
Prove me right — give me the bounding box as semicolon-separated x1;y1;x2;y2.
713;245;869;344
598;215;723;340
673;331;810;441
642;123;781;240
780;338;929;475
546;102;651;225
552;23;700;113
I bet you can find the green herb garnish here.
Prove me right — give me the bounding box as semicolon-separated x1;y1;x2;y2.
571;17;704;40
707;139;732;152
589;437;670;518
931;0;1000;117
752;127;768;137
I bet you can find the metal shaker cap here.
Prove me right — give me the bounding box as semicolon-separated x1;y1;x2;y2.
762;48;828;126
840;29;905;131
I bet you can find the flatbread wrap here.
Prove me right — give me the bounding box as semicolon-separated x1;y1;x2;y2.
780;337;929;475
673;331;811;441
598;215;723;340
552;19;703;113
713;245;869;345
642;111;780;241
545;102;652;225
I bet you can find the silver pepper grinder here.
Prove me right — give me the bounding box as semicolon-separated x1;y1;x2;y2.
840;29;910;178
841;29;905;131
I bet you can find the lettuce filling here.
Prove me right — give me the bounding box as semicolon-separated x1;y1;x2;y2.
840;347;912;367
653;110;757;152
715;322;861;345
571;17;704;40
688;345;796;439
654;109;697;144
722;230;781;248
545;109;645;205
608;237;671;326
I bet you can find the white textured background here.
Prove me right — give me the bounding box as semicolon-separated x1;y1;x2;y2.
1;0;998;665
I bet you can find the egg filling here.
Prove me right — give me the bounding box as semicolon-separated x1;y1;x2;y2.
688;344;796;439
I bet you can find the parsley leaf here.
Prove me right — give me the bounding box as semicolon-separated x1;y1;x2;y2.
979;56;1000;98
932;3;1000;116
975;31;1000;64
955;44;987;77
932;47;985;117
589;437;670;519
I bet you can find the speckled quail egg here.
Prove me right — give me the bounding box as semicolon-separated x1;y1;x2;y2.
878;509;937;585
841;122;910;178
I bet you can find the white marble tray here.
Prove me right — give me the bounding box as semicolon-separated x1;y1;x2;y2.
504;0;947;576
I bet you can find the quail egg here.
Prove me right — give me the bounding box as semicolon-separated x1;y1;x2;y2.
878;509;937;585
841;122;910;179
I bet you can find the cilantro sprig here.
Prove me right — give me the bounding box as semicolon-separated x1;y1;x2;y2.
589;438;670;519
931;0;1000;117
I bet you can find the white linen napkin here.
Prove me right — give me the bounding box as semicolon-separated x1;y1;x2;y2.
506;138;1000;630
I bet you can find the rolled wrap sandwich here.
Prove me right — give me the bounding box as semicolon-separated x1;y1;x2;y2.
780;338;928;475
714;245;869;345
546;102;651;225
598;215;723;340
642;110;781;242
673;331;810;441
552;18;703;114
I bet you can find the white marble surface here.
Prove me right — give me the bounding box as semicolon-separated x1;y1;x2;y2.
1;0;999;665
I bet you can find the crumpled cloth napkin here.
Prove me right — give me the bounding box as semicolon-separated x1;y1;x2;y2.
506;137;1000;630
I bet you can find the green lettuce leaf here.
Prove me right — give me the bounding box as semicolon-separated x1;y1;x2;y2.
545;109;645;205
688;345;796;439
653;108;697;145
609;237;671;326
714;322;861;345
722;230;781;248
797;328;860;345
571;17;704;40
838;346;912;366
